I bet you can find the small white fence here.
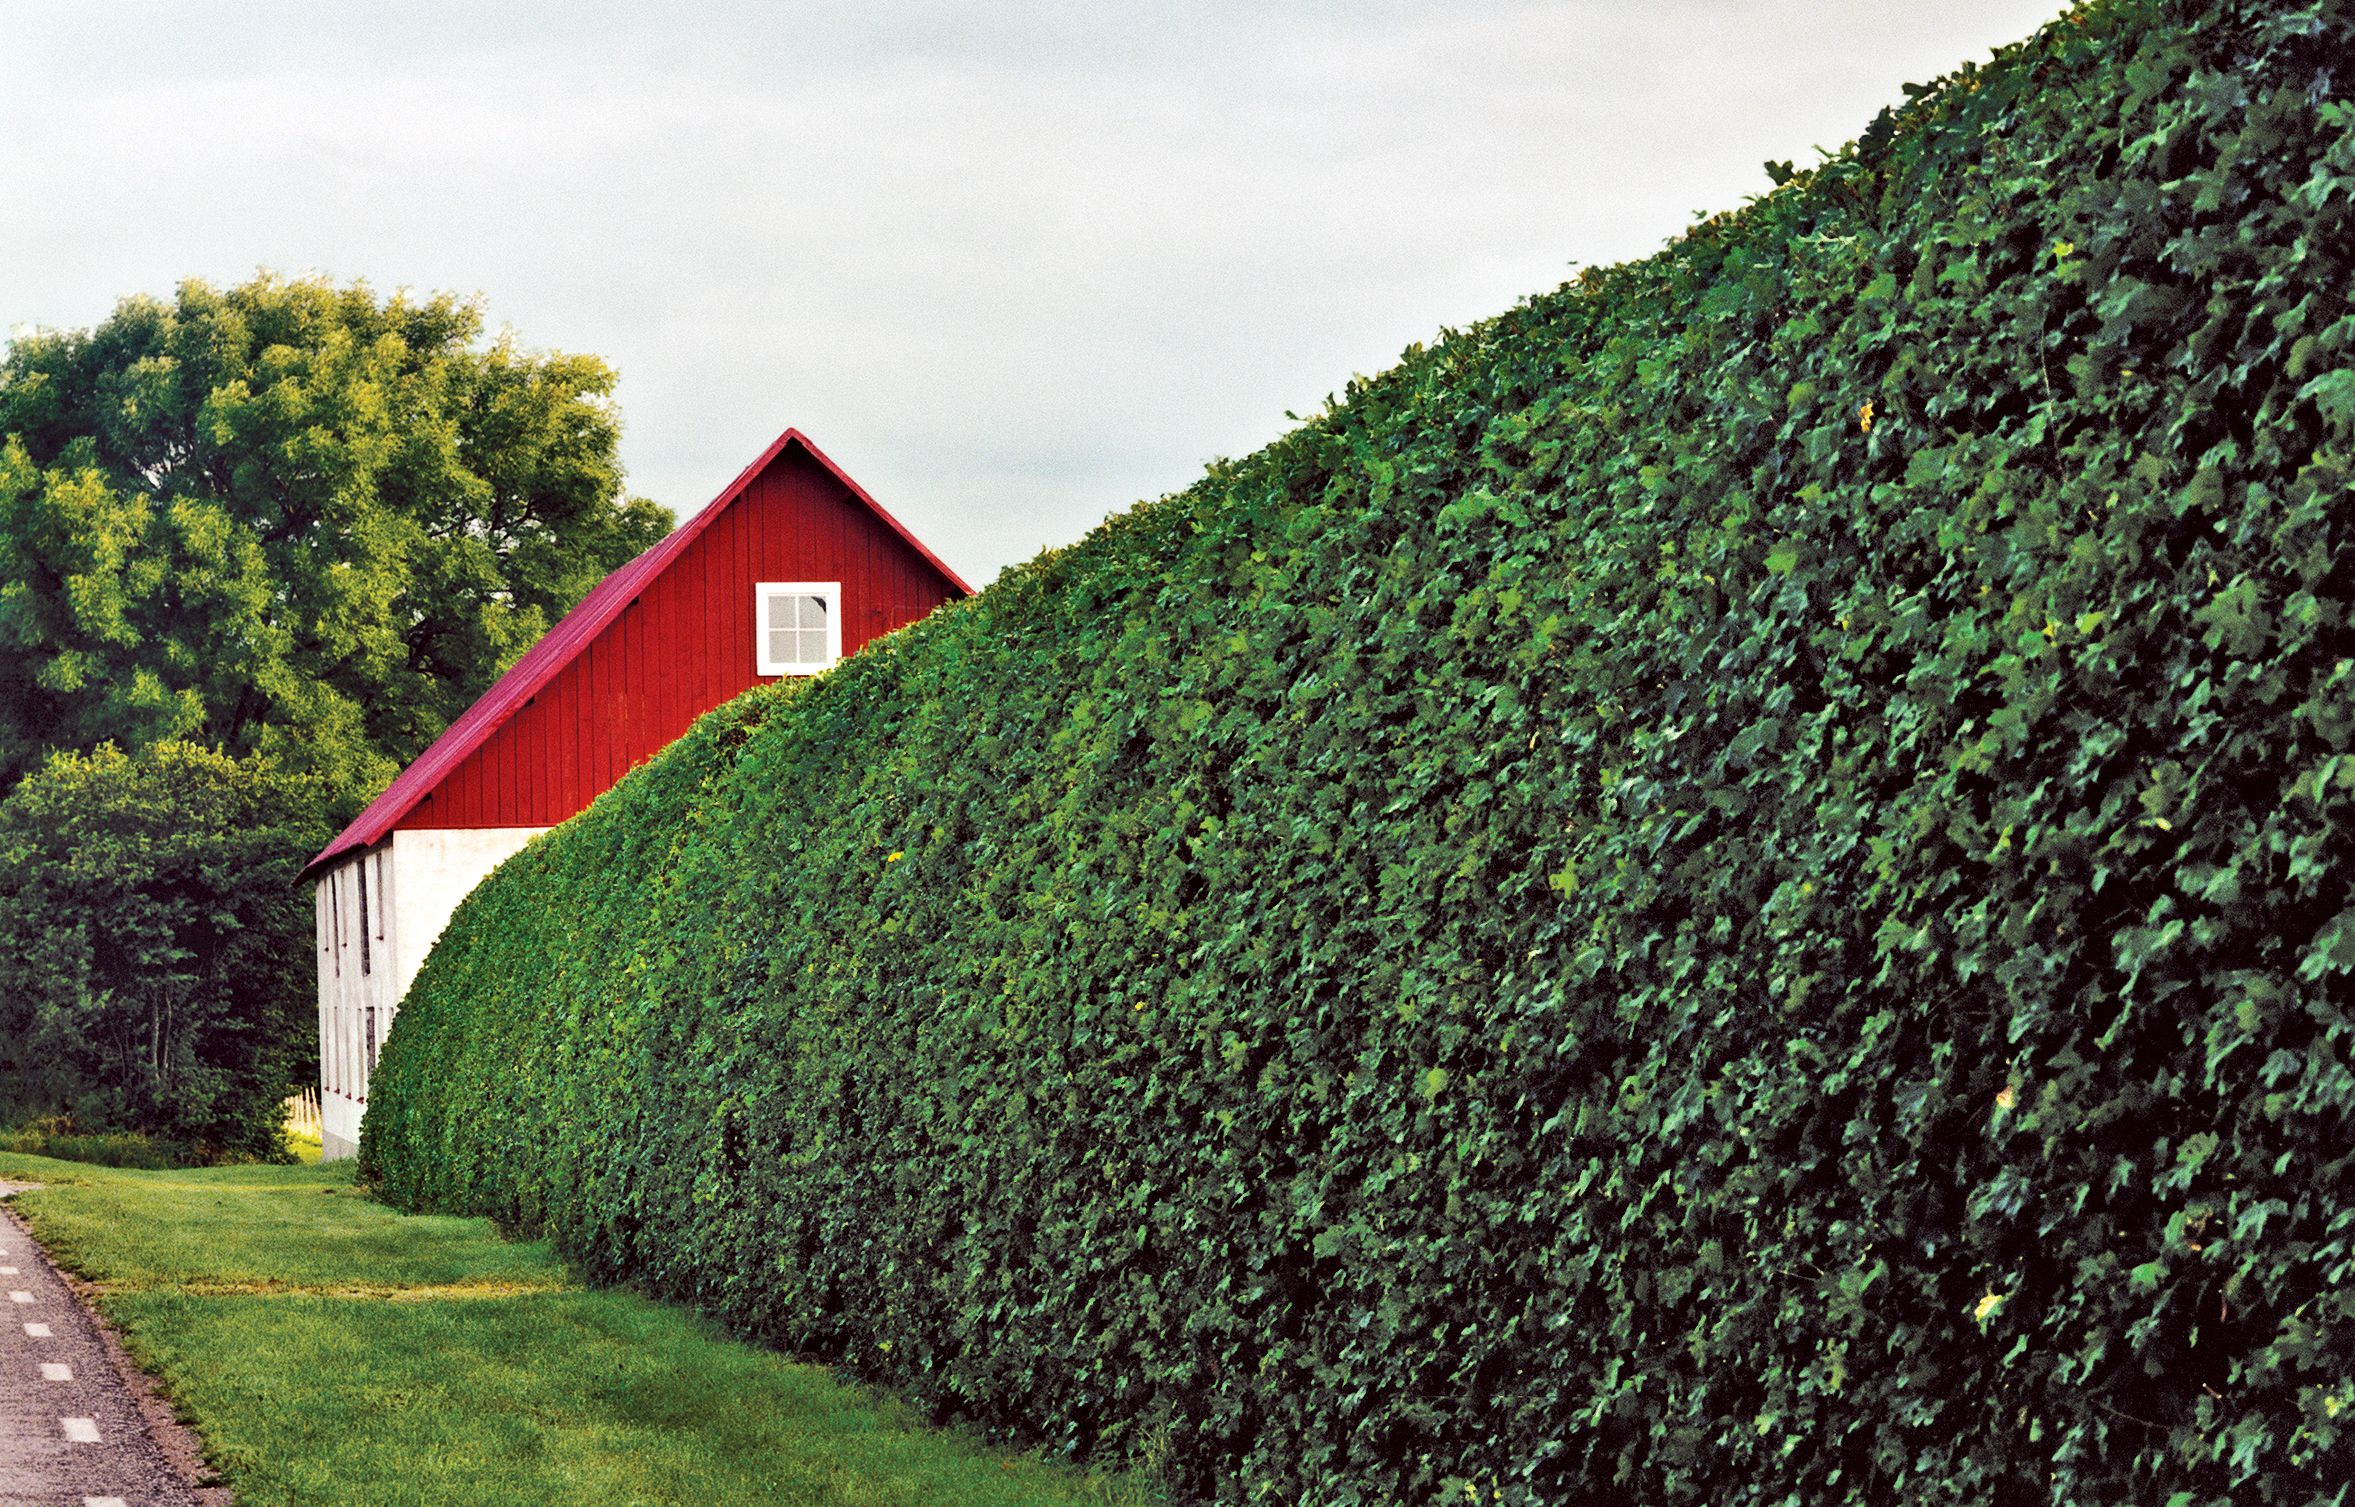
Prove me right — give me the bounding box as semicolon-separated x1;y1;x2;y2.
284;1087;323;1141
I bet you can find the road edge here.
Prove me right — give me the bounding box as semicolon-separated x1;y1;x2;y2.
0;1192;234;1507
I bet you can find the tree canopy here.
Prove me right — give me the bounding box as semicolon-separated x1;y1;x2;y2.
0;274;673;804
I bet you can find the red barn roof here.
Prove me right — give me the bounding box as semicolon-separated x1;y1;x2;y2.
301;428;967;881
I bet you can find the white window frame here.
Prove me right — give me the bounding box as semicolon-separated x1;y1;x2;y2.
754;581;843;676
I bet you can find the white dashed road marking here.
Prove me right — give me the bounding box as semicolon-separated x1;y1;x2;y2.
4;1195;201;1504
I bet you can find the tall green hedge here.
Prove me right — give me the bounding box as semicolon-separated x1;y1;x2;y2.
365;1;2355;1500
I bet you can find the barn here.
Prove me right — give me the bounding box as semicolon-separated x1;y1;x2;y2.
299;428;970;1160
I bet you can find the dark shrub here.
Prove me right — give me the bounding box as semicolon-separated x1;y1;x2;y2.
0;743;328;1161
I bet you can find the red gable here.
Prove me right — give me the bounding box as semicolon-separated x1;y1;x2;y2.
301;429;967;881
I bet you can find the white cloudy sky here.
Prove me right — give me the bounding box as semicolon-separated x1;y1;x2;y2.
4;1;2062;586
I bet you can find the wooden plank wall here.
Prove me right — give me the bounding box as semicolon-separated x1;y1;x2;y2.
406;445;959;828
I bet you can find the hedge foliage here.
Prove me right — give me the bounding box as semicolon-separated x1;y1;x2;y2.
366;1;2355;1500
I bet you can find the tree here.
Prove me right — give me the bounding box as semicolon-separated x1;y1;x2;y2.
0;273;673;803
0;742;331;1158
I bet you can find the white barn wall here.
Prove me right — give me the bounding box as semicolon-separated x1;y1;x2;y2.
386;828;551;1002
316;849;400;1160
317;825;548;1160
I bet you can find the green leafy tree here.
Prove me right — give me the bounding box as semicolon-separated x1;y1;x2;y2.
0;742;331;1158
0;273;672;802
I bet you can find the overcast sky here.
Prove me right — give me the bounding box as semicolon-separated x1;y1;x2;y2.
4;1;2062;587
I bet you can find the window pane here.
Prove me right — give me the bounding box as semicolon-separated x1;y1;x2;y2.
760;592;833;667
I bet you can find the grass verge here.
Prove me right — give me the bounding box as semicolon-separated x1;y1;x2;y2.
0;1125;186;1168
0;1151;1159;1507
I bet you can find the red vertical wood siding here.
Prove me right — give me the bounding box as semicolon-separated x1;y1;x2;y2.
406;445;960;830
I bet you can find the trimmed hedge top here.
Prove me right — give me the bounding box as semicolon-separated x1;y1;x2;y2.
366;1;2355;1501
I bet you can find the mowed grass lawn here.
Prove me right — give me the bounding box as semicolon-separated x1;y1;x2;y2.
0;1152;1155;1507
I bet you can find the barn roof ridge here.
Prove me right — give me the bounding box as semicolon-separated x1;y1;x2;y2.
298;428;968;881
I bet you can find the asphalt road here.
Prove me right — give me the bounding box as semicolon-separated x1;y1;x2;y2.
0;1184;194;1507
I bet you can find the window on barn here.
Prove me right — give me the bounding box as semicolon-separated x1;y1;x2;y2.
356;861;372;976
754;582;842;675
